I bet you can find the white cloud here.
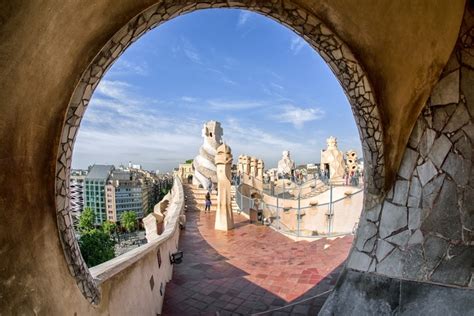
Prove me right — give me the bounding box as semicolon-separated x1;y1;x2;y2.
74;126;202;171
96;80;133;101
73;79;205;171
109;59;148;76
184;49;201;64
204;67;237;86
206;99;266;111
237;11;251;27
181;96;198;102
290;36;305;54
272;105;325;128
181;38;202;64
171;37;203;64
268;70;283;81
270;82;284;91
222;77;237;85
223;118;320;167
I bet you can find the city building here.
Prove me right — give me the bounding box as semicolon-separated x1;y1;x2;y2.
177;162;193;183
128;161;142;170
84;164;114;225
128;167;170;214
104;169;172;223
105;170;144;223
69;169;88;220
148;174;172;210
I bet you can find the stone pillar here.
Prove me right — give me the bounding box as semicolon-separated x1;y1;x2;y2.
255;159;264;192
257;159;264;181
242;155;250;175
214;144;234;231
237;155;243;174
320;136;346;181
345;150;358;173
270;171;275;183
250;157;257;177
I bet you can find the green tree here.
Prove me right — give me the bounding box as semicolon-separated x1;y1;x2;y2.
78;207;95;233
161;186;170;196
146;206;154;215
79;229;115;267
102;220;116;236
185;159;193;164
121;211;137;232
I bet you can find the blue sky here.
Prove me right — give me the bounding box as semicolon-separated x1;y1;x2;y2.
73;9;361;172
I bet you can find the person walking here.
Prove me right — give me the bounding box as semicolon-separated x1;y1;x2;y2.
204;191;211;213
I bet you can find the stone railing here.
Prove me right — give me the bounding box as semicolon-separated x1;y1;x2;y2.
88;176;184;315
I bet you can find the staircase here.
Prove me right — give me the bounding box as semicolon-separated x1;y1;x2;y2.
183;183;217;212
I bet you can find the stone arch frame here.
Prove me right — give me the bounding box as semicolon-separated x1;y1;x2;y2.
54;0;385;304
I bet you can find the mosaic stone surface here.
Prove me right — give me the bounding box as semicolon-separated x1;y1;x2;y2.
347;7;474;288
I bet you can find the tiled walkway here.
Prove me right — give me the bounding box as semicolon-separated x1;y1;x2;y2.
162;211;353;315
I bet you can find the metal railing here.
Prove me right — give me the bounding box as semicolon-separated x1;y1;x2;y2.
234;177;363;238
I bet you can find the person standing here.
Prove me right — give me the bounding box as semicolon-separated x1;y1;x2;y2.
355;169;360;186
207;177;212;192
204;191;211;213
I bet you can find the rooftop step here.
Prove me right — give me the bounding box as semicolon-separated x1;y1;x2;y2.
183;183;219;213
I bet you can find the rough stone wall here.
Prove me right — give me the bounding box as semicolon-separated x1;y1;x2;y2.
346;4;474;288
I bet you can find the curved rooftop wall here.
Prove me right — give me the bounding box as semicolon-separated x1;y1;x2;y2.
87;176;184;315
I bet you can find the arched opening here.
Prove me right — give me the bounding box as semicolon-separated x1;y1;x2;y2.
56;2;383;306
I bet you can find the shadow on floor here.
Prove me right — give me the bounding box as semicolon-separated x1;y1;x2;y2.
162;211;348;316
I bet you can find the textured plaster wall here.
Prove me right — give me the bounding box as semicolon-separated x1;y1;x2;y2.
0;0;468;313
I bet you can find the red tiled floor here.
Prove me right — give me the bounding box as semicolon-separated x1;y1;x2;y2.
162;209;353;315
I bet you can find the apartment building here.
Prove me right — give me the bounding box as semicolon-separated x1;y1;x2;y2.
84;164;114;225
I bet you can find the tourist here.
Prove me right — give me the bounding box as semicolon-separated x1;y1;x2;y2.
350;170;356;186
355;170;361;186
263;217;271;226
204;191;211;213
207;177;212;192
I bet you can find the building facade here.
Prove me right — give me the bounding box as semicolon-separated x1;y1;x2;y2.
178;162;193;183
69;169;87;220
84;164;114;225
83;165;172;224
104;169;173;223
105;170;143;223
